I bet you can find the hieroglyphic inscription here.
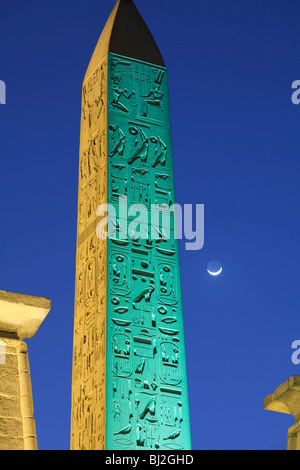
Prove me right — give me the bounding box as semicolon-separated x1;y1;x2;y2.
71;57;108;450
106;54;191;450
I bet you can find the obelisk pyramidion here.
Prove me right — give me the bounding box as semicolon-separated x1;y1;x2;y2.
71;0;192;450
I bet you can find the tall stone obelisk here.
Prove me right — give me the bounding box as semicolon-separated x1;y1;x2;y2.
71;0;191;450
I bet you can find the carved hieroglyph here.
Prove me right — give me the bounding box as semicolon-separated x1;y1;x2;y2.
71;0;191;451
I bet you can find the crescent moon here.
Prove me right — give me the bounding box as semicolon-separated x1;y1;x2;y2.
207;267;222;276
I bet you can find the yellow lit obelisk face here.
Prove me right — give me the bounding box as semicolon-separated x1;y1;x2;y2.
71;48;109;453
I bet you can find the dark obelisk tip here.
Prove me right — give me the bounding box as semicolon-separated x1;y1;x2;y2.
109;0;165;67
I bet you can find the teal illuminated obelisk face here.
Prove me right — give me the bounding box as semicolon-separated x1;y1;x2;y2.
106;52;191;450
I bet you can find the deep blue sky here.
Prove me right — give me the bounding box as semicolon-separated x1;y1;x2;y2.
1;0;300;450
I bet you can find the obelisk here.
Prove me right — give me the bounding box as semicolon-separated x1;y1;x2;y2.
71;0;191;450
